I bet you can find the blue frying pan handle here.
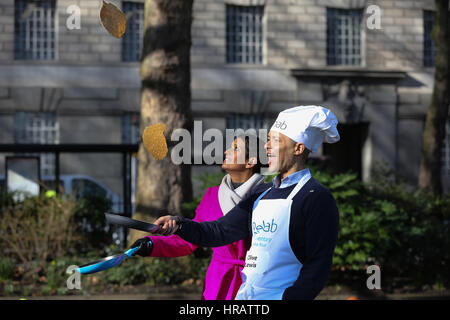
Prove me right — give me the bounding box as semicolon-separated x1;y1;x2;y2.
124;239;153;258
124;246;139;258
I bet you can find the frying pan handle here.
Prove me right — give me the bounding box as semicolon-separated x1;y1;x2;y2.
124;238;153;257
124;246;139;258
105;212;160;233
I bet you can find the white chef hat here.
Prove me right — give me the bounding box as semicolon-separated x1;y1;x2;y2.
269;105;340;153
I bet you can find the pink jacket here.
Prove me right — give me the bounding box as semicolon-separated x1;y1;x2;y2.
147;186;251;300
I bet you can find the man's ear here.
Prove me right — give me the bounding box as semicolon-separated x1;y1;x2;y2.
293;143;306;156
246;157;257;169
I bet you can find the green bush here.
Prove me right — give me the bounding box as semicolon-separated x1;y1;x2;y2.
47;259;72;291
98;254;210;287
102;256;151;286
0;191;116;296
76;245;210;288
73;195;113;253
0;193;81;265
0;258;15;282
310;167;450;290
0;191;114;260
363;182;450;289
3;282;15;296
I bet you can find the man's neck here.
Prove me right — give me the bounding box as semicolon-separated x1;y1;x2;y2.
281;162;306;180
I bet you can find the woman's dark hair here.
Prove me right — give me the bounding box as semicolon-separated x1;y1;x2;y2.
236;133;262;174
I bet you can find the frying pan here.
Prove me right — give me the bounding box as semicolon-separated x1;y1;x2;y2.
77;214;158;274
77;246;140;275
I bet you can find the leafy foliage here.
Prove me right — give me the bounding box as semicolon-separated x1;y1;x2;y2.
101;254;209;286
0;258;15;282
181;172;225;218
1;168;449;296
72;195;113;252
0;193;81;265
310;167;450;290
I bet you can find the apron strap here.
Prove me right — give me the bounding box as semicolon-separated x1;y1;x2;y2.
252;169;312;207
252;187;271;211
286;169;312;200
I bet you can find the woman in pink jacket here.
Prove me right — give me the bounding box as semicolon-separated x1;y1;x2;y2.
131;134;268;300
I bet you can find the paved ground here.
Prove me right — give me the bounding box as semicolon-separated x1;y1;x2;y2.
1;285;449;300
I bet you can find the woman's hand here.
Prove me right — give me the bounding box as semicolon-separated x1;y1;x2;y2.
130;238;153;256
153;215;180;235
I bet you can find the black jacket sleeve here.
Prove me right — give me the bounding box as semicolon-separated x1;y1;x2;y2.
282;189;339;300
175;192;259;247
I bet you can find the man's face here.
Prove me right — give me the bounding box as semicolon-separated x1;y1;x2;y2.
264;131;297;174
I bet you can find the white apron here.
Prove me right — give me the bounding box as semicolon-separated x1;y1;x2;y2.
235;171;312;300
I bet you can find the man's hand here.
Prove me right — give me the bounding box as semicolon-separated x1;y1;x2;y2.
153;215;180;235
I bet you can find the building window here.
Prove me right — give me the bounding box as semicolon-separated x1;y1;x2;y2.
122;112;140;144
14;112;59;176
14;0;57;61
326;8;363;66
226;4;264;64
226;113;266;131
423;10;436;67
122;2;145;62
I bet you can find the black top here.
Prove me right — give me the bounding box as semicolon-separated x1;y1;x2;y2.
176;177;339;300
231;181;244;190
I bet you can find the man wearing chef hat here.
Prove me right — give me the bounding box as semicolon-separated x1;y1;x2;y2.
151;105;341;300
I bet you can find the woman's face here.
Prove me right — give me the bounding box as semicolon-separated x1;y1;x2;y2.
222;138;248;172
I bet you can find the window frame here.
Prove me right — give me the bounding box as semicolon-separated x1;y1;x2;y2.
326;7;364;66
225;4;265;65
121;112;140;144
14;111;59;177
14;0;58;61
122;1;145;62
423;10;436;68
225;113;266;131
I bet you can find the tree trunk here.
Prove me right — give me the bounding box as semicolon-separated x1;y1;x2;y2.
129;0;193;245
418;0;450;195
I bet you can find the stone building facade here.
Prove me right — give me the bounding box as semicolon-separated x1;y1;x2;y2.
0;0;449;199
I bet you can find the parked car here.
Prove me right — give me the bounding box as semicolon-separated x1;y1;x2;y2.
0;174;123;212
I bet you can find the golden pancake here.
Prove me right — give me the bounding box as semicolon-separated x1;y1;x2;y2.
142;123;168;160
99;0;127;39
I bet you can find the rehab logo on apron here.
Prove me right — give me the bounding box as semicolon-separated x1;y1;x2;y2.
252;218;278;234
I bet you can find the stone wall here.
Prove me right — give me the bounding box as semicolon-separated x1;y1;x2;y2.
0;0;447;195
